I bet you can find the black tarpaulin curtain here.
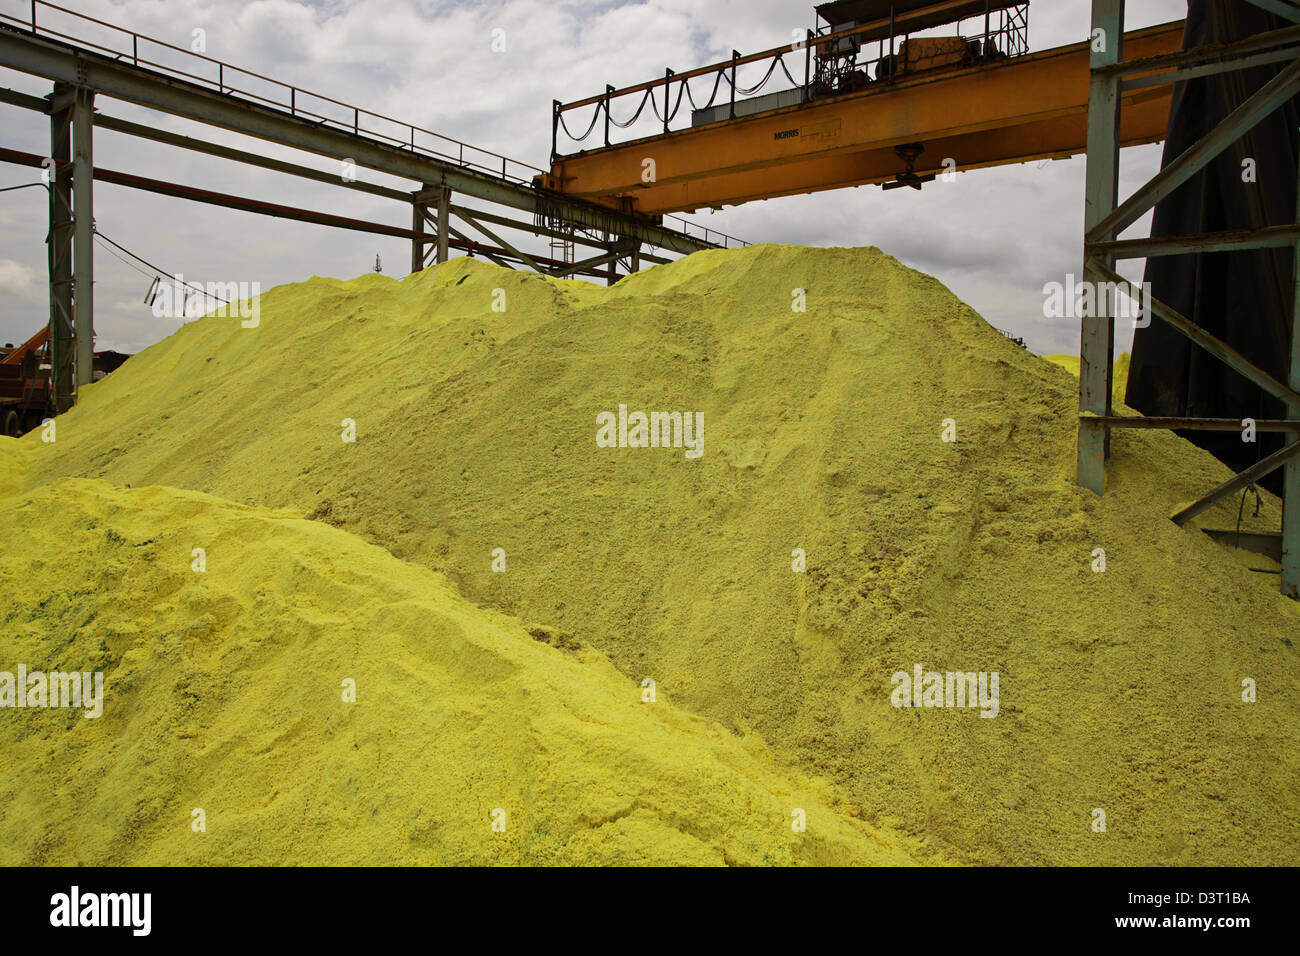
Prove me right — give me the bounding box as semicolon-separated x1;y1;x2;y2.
1126;0;1298;495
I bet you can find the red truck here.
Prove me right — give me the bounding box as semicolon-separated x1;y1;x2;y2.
0;327;129;436
0;327;52;437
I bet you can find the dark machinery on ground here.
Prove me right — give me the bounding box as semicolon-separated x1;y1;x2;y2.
0;326;51;437
0;324;127;436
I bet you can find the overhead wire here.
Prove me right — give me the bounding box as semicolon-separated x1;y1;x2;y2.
92;228;235;306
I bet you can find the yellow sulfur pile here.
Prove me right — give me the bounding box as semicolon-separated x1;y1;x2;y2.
5;243;1300;866
0;461;928;865
1043;351;1131;405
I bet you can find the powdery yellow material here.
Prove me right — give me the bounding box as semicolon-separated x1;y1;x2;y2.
0;474;929;865
1043;354;1079;375
0;437;30;499
1114;350;1132;399
16;244;1300;865
1043;352;1130;405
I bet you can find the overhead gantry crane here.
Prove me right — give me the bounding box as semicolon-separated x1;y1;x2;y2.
537;1;1183;215
541;0;1300;602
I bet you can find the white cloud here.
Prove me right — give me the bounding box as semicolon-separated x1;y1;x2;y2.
0;258;37;297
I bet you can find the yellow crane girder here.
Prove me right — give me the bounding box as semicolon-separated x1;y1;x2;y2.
540;20;1185;216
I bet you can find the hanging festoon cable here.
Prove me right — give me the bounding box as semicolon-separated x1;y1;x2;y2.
0;181;49;194
92;228;238;318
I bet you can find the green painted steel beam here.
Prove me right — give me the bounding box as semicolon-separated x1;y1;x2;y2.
1088;56;1300;243
1087;257;1300;410
1077;0;1124;496
1244;0;1300;26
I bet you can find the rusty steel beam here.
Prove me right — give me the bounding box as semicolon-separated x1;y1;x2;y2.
1077;0;1125;496
1;87;674;265
0;25;717;255
0;146;619;280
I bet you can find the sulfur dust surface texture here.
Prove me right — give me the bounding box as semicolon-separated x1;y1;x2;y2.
9;243;1300;866
0;465;931;865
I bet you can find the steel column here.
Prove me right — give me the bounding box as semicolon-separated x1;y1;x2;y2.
412;188;430;273
47;83;73;413
1077;0;1123;495
71;84;93;389
436;187;450;264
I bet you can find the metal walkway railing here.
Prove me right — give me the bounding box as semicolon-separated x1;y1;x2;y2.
3;0;543;183
0;0;748;250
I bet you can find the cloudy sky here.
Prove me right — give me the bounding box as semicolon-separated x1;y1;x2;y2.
0;0;1186;356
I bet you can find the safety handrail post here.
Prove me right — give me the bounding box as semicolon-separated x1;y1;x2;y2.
729;50;738;119
663;69;672;134
551;99;560;164
604;85;613;147
804;29;813;100
889;6;896;81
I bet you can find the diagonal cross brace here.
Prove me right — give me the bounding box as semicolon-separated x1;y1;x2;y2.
1085;257;1300;410
550;244;635;279
1245;0;1300;25
1172;439;1300;525
1087;56;1300;242
454;207;545;273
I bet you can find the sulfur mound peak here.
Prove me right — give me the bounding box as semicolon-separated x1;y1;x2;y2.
13;243;1300;865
